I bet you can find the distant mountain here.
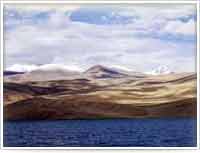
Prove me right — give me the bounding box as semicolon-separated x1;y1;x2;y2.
6;64;82;73
31;64;82;72
110;65;133;72
5;64;81;82
6;64;38;72
146;66;173;75
3;71;24;76
84;65;128;79
110;66;146;78
5;64;147;82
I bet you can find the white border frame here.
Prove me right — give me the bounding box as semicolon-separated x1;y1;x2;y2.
0;0;199;150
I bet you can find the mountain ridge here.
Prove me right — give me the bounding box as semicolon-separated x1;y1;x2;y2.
4;71;197;120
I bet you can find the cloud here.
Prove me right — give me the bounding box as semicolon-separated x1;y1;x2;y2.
162;19;196;36
117;4;195;21
4;4;196;73
5;4;81;12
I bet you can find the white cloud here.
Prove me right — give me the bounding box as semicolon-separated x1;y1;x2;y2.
5;4;81;12
4;4;196;73
47;11;71;28
118;4;195;19
162;19;195;35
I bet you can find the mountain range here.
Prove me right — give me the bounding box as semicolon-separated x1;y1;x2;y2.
3;64;196;120
4;64;145;82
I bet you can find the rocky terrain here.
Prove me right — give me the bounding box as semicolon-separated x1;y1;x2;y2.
3;65;197;120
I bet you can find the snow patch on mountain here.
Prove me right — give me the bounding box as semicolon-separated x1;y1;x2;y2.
110;65;133;72
6;64;38;72
6;64;83;73
34;64;82;72
146;66;172;75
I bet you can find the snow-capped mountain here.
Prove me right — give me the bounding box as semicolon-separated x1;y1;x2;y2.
31;64;82;72
6;64;38;72
110;65;133;72
146;66;172;75
84;65;128;78
5;64;82;82
6;64;82;73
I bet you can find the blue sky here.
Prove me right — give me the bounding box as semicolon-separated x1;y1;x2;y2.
4;4;196;72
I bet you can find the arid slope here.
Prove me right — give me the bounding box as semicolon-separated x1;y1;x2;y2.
3;72;196;120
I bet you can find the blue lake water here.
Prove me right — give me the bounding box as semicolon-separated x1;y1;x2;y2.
4;118;196;147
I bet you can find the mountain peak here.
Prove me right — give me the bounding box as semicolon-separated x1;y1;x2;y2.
85;65;109;73
84;65;127;78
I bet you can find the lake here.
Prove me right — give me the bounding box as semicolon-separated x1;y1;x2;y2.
3;118;196;147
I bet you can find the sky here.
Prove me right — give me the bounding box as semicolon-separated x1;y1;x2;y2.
4;4;197;72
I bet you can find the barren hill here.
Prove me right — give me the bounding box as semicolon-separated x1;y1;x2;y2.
3;66;197;120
